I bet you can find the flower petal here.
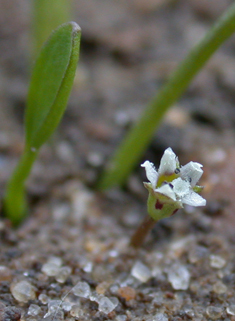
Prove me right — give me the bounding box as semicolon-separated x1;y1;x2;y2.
158;147;178;175
172;177;190;198
141;160;158;188
181;190;206;207
180;161;203;186
155;184;176;201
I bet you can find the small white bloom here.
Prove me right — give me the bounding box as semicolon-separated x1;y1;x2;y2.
172;177;190;198
141;148;206;220
181;190;206;207
156;183;176;202
141;161;158;189
158;147;178;175
181;161;203;187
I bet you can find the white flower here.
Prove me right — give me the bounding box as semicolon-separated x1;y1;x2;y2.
141;147;206;220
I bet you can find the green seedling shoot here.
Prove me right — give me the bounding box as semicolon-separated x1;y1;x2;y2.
33;0;71;57
98;2;235;190
130;148;206;248
4;22;81;226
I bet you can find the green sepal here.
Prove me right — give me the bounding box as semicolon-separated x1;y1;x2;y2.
193;185;204;193
144;182;182;221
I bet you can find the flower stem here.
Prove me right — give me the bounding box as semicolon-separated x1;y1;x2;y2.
129;215;157;249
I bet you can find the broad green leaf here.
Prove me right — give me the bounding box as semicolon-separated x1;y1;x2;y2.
25;22;81;149
4;21;81;225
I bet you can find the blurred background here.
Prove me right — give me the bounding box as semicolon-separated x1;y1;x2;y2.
0;0;235;221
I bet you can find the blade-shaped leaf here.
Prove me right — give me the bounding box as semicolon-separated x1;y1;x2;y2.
4;22;81;226
25;21;81;149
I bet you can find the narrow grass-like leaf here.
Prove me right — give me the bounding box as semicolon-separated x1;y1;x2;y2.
4;22;81;225
33;0;71;56
98;2;235;190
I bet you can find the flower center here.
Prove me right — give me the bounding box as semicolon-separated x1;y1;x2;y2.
156;171;180;188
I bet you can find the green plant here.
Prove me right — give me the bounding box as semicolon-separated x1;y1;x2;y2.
4;22;81;226
98;2;235;190
130;148;206;248
33;0;71;57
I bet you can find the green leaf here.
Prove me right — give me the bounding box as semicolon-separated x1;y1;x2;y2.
25;21;81;150
3;22;81;226
33;0;71;56
98;2;235;190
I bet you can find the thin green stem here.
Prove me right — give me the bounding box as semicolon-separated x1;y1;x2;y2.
4;148;38;226
98;2;235;190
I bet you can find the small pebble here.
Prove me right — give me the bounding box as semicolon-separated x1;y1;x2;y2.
72;281;91;298
81;261;93;273
206;306;223;320
48;257;63;267
114;110;130;126
62;301;72;312
109;250;119;258
85;239;106;253
184;307;195;318
70;305;84;318
47;299;61;314
41;262;60;277
167;264;190;290
110;284;119;295
27;304;41;316
213;281;227;294
118;286;136;301
227;305;235;316
131;261;151;283
210;255;226;269
70;186;93;221
87;152;104;167
44;309;64;320
98;296;119;314
10;280;36;303
44;300;62;318
96;281;110;294
153;313;168;321
0;265;12;281
48;299;61;307
38;293;49;304
55;266;72;283
89;291;103;303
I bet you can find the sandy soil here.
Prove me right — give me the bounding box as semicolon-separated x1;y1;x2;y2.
1;1;235;320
